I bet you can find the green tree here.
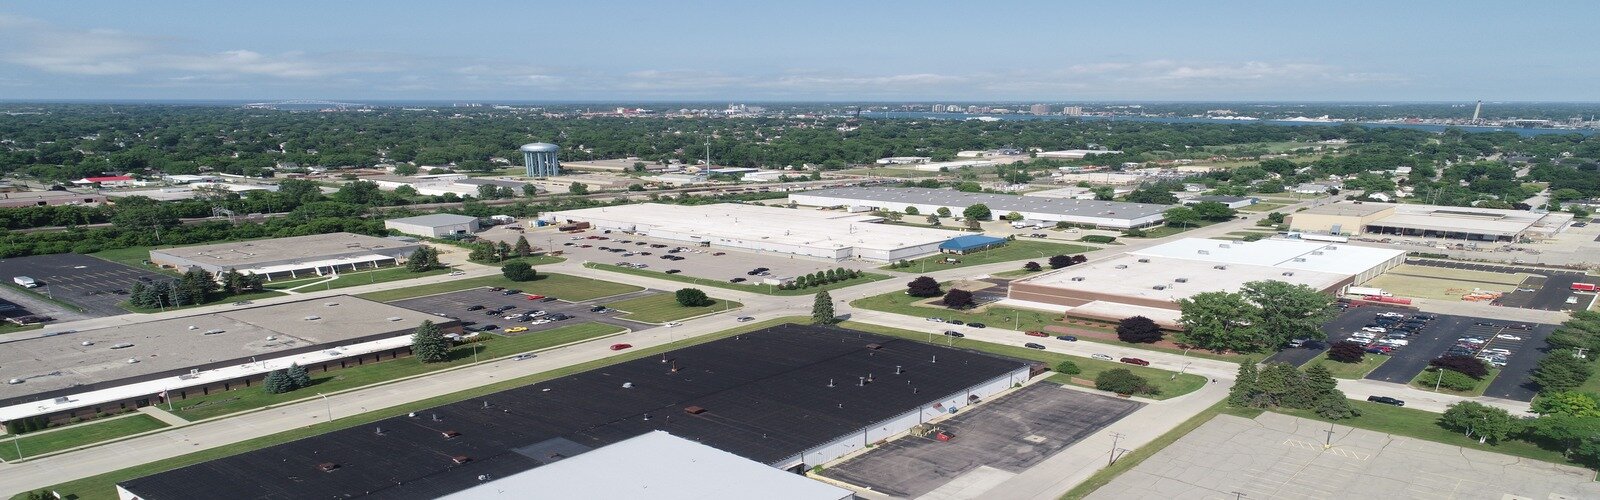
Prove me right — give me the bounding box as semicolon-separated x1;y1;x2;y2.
411;320;450;363
962;204;992;221
1302;363;1358;419
513;235;532;257
501;261;538;281
568;182;589;195
1125;187;1178;205
904;206;919;215
286;363;311;389
676;288;712;307
477;184;501;200
262;369;294;394
1055;360;1081;375
1005;211;1024;221
523;184;539;197
1091;186;1115;200
1525;415;1600;458
1176;291;1263;352
1440;402;1518;444
812;290;837;324
1240;280;1334;347
1533;349;1595;394
393;164;420;176
1190;201;1236;221
926;214;941;226
1531;392;1600;417
1095;368;1151;395
407;247;436;272
1164;206;1200;228
936;207;952;217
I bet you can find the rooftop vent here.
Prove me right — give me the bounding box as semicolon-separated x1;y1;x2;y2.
1219;243;1231;248
452;456;472;464
304;315;321;321
1213;265;1227;270
1282;272;1295;276
1175;278;1189;283
1310;251;1324;256
203;329;225;335
1153;285;1167;290
441;430;460;439
6;378;21;385
386;317;402;322
1292;258;1307;262
684;406;707;415
1197;250;1210;255
1070;276;1085;282
1114;264;1128;269
317;463;340;473
1137;258;1150;263
324;302;339;307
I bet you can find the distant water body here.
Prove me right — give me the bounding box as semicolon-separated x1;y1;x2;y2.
863;111;1597;137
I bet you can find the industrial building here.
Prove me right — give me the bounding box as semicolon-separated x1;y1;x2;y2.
1007;238;1406;326
546;202;957;262
790;187;1168;229
559;157;671;173
520;142;561;177
940;234;1008;254
117;324;1030;500
385;213;481;238
0;296;452;428
1036;149;1123;160
1286;202;1573;242
0;191;106;208
148;232;421;279
439;432;854;500
1184;195;1257;209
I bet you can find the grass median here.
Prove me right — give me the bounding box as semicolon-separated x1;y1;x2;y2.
603;293;740;323
1408;367;1500;397
838;321;1207;400
356;272;640;302
584;262;891;296
169;322;626;421
878;240;1092;271
24;317;809;500
0;414;169;462
1304;353;1389;379
265;267;450;291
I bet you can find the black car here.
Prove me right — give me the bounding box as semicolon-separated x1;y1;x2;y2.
548;313;570;321
481;324;499;331
969;323;986;329
730;277;747;283
539;297;558;302
484;310;500;316
665;269;681;274
590;305;608;312
947;320;964;326
1367;396;1405;406
638;251;652;255
489;287;504;291
754;267;769;272
1024;342;1045;350
466;305;485;311
944;330;965;337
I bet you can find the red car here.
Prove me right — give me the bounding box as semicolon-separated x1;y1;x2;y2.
1120;357;1150;366
525;294;545;301
609;343;632;351
1024;331;1048;337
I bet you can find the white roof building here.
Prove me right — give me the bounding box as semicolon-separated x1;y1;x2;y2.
440;432;853;500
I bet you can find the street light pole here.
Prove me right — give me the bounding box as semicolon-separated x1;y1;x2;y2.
11;433;21;461
1107;432;1125;466
1324;421;1335;449
1435;369;1443;392
317;393;333;422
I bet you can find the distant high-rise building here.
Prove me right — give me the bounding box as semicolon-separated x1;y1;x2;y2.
965;105;980;114
520;143;561;177
1030;104;1050;115
1472;100;1483;123
1063;106;1085;116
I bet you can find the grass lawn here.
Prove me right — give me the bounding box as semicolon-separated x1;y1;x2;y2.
584;263;891;296
280;267;450;292
25;317;808;500
1268;401;1569;465
356;272;640;303
604;294;741;323
1304;353;1389;379
851;287;1250;363
1062;402;1263;499
169;322;626;421
0;414;169;462
1365;274;1516;301
119;289;286;314
478;255;566;267
839;321;1207;400
89;246;173;275
991;268;1045;279
879;240;1093;271
1240;202;1288;213
1409;367;1500;397
0;323;44;335
1125;220;1218;239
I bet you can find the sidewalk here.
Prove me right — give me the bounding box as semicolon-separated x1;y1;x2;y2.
136;407;189;427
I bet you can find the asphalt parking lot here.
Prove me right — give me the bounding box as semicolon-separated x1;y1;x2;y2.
494;226;879;286
1408;259;1593;311
390;287;659;334
0;253;173;317
820;384;1143;498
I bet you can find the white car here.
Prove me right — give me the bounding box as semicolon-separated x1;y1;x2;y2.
1483;348;1512;355
1377;339;1409;346
1091;354;1113;361
1378;312;1405;318
1361;327;1387;333
926;318;946;323
1350;332;1377;339
664;321;682;327
1496;334;1523;341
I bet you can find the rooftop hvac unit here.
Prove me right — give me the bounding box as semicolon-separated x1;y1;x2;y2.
1213;265;1227;270
1293;258;1307;262
1282;272;1295;276
684;406;707;415
441;430;460;439
304;315;321;321
111;343;134;349
1070;276;1085;281
1114;264;1128;269
1153;285;1167;290
1137;258;1150;263
1327;246;1338;250
203;329;225;335
1219;243;1231;248
324;302;339;307
1175;278;1189;283
317;463;340;473
1197;250;1210;255
1310;251;1324;255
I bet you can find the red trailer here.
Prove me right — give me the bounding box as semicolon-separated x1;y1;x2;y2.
1572;283;1597;292
1370;296;1413;305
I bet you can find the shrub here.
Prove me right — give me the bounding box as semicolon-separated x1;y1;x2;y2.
1080;235;1117;244
1428;368;1479;391
1116;316;1163;343
906;276;943;297
1095;368;1151;395
942;289;975;309
1430;354;1489;379
675;288;712;307
501;261;538;281
1023;261;1042;272
1123;227;1147;237
1327;341;1366;363
1048;255;1073;269
1055;360;1081;375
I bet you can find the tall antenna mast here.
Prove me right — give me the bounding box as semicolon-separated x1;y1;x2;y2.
1471;100;1483;124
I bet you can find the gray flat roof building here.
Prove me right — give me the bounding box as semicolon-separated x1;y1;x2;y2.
790;186;1170;229
149;232;420;279
385;214;482;238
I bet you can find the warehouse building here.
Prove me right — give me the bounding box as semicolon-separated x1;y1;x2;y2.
385;213;481;238
790;187;1168;229
0;296;453;429
1286;201;1573;242
117;324;1030;500
1184;195;1257;209
149;233;420;280
440;432;854;500
546;202;956;262
1007;238;1406;327
940;234;1008;254
0;191;106;208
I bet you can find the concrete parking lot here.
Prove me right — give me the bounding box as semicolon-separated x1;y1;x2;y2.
0;253;173;317
1088;411;1600;500
390;287;658;334
1408;259;1594;311
480;225;882;285
820;383;1143;498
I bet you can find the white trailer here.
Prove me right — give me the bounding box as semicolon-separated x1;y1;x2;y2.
13;276;37;288
1346;286;1390;297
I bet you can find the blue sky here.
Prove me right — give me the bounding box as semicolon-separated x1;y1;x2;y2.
1;0;1595;101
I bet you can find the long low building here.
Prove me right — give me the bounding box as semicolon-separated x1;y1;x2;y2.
0;296;455;428
790;186;1168;229
545;202;958;262
149;232;421;279
1007;237;1406;326
1287;201;1574;242
117;324;1030;500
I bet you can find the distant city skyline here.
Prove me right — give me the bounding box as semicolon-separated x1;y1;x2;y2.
1;0;1596;102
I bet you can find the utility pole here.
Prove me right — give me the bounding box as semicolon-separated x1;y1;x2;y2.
317;393;333;422
11;433;22;461
1434;369;1444;392
1107;432;1125;465
1323;421;1335;449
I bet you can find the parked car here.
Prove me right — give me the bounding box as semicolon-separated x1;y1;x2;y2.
713;252;726;256
1056;335;1078;341
944;330;964;337
489;287;504;291
1024;331;1048;337
525;294;545;300
1091;354;1113;361
1120;357;1150;366
502;289;522;295
512;354;535;361
1024;343;1046;350
1496;334;1523;341
1366;346;1394;354
609;343;632;351
1367;396;1405;406
504;326;528;333
481;324;499;331
926;317;946;323
665;269;682;274
467;305;485;311
590;306;609;312
664;321;682;327
947;320;965;326
548;313;570;320
729;277;747;283
1361;327;1387;333
736;316;755;322
968;323;986;328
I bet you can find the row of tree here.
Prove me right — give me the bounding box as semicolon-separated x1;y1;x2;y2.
1230;361;1359;419
777;268;863;290
262;364;313;394
1176;280;1334;353
1533;311;1600;394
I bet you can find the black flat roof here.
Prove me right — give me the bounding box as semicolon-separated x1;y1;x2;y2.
119;324;1027;500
